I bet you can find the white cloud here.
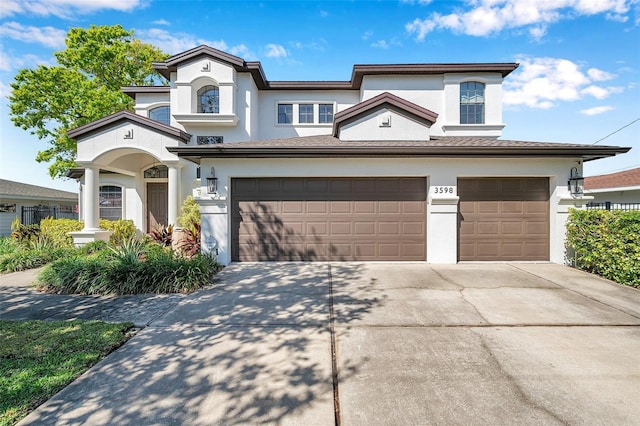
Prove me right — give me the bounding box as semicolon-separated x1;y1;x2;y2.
137;28;228;54
529;25;547;40
0;50;54;72
503;57;624;109
0;22;66;49
401;0;434;4
228;44;257;61
152;19;170;26
406;0;635;40
1;0;145;18
371;38;402;49
362;31;373;40
587;67;615;81
0;81;11;98
580;106;615;115
371;40;389;49
265;44;288;58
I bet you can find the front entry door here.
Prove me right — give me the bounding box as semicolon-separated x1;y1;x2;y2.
147;182;168;232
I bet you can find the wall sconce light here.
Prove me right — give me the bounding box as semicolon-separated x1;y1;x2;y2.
206;167;218;194
568;167;584;196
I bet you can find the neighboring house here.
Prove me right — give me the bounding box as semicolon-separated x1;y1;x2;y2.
0;179;78;236
584;167;640;208
66;45;630;264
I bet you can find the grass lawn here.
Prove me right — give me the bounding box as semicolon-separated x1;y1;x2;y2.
0;320;134;426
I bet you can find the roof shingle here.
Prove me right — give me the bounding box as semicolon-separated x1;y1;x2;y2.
584;167;640;190
0;179;77;201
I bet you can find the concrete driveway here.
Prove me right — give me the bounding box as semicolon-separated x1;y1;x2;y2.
14;263;640;425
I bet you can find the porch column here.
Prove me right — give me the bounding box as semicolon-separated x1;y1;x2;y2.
83;166;100;231
167;163;181;226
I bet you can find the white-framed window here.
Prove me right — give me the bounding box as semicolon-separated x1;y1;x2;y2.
299;103;314;123
319;104;333;123
99;185;122;220
149;105;171;126
197;85;220;113
460;81;485;124
276;102;335;125
278;103;293;124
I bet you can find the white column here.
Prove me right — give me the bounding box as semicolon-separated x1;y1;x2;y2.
83;166;100;231
168;164;181;226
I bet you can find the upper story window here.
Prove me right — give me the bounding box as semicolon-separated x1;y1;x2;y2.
319;104;333;123
460;82;485;124
99;185;122;220
278;103;293;124
299;104;313;123
277;102;334;125
149;106;170;126
197;85;219;113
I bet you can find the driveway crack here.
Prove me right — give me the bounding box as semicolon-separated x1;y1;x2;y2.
470;328;569;425
327;263;341;426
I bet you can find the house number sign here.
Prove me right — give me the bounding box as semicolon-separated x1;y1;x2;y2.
433;186;455;194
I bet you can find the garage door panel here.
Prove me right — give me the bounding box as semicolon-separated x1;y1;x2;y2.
354;201;375;213
458;178;549;261
232;177;426;261
307;201;328;214
330;201;351;214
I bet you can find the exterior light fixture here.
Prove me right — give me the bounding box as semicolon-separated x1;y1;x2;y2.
206;167;218;194
568;167;584;196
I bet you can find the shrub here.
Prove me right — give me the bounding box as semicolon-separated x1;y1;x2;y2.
177;196;200;234
40;217;83;248
0;238;18;256
149;224;173;247
10;220;40;246
566;209;640;287
0;245;73;273
37;241;221;295
99;219;136;246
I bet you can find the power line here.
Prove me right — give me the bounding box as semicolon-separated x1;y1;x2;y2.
592;116;640;145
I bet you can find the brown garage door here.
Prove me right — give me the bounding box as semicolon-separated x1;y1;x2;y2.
458;177;549;261
231;177;426;261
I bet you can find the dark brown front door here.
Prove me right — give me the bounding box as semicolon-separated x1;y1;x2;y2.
458;177;549;261
147;182;168;232
231;177;427;261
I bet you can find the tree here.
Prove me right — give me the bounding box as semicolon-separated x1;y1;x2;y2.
9;25;168;179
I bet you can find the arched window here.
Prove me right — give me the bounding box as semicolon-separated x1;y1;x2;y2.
460;82;485;124
197;85;219;113
144;165;168;179
149;106;170;126
99;185;122;220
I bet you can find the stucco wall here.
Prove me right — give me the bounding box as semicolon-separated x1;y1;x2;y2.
339;108;431;140
586;188;640;204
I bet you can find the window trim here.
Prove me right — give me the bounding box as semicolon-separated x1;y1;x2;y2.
197;85;220;114
148;105;171;126
459;81;485;125
98;184;124;221
275;101;336;126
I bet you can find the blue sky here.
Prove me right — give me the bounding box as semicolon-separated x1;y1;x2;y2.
1;0;639;192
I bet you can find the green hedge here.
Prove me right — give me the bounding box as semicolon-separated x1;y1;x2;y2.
37;243;221;295
566;209;640;287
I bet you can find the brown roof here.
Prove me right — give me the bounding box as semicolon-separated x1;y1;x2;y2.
0;179;77;201
167;135;630;163
584;167;640;190
67;110;191;143
152;45;519;90
333;92;438;137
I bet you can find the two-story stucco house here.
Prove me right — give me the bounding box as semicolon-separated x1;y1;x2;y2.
66;45;629;265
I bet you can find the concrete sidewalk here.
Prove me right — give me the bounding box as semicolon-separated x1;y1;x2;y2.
5;263;640;425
